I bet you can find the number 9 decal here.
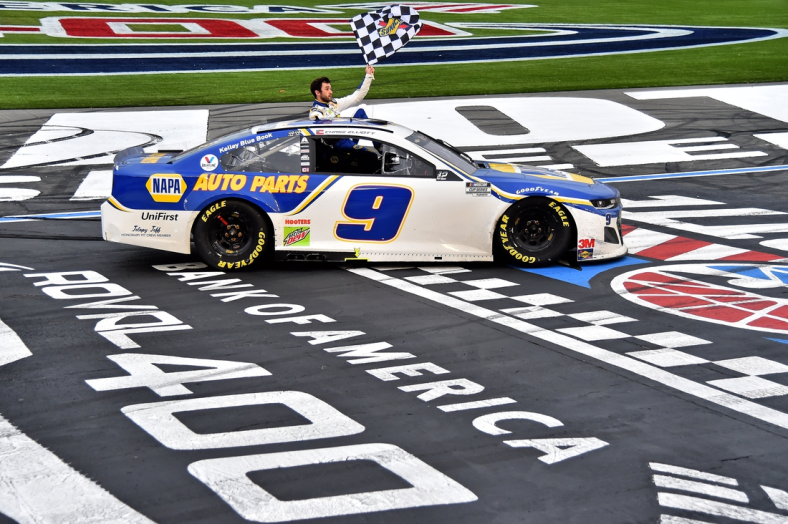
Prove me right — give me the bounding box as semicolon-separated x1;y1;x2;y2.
335;184;414;242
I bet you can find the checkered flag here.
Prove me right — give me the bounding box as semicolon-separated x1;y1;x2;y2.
351;5;423;65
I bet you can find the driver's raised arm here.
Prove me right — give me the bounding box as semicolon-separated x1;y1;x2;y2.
335;67;375;114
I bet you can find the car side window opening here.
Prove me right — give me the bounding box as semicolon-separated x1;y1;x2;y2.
404;131;478;176
220;135;301;173
311;137;435;178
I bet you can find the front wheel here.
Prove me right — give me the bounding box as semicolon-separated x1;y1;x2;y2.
193;199;272;270
494;197;572;267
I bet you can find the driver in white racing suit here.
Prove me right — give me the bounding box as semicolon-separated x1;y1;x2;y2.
309;64;375;121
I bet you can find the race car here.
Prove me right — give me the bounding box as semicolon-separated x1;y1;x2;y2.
101;118;626;270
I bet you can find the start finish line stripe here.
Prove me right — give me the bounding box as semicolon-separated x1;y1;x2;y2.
347;268;788;431
599;165;788;183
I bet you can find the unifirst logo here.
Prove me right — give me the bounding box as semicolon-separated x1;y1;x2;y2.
146;174;186;203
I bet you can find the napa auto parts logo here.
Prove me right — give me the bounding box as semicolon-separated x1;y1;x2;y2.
612;264;788;334
0;2;784;76
146;174;186;203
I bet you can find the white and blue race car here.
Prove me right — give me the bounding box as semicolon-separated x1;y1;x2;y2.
101;118;626;270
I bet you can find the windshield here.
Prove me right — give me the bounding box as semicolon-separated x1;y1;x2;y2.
405;131;478;175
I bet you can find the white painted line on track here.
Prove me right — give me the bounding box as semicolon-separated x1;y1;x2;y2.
0;210;101;223
347;268;788;431
438;397;518;412
657;493;788;523
71;170;113;200
0;414;157;524
649;462;738;485
0;317;31;368
599;165;788;183
653;475;749;503
0;317;155;523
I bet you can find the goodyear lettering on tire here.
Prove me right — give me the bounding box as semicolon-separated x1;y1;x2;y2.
216;231;266;269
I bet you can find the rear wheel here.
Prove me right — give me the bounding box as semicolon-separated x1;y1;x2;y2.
495;197;572;267
193;199;271;270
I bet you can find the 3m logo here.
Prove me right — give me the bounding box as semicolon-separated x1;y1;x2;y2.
146;174;186;203
578;238;595;249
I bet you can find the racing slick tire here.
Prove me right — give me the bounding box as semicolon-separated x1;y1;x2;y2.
193;199;272;270
495;197;573;267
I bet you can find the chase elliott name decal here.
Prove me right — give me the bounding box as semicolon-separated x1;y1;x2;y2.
0;24;783;75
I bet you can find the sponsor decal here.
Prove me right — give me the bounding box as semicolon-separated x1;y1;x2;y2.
612;264;788;334
145;173;186;203
250;175;309;193
465;181;490;196
283;226;310;246
577;249;593;260
330;155;339;164
378;17;408;36
515;186;559;196
193;173;248;192
192;173;309;193
285;218;311;225
140;211;178;221
122;224;171;238
200;154;218;171
577;238;595;260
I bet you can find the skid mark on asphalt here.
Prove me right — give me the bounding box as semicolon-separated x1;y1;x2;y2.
348;267;788;431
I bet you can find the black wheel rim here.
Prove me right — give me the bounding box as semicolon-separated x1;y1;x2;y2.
208;208;253;255
509;207;557;253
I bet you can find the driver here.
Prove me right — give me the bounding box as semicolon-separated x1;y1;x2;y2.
309;64;375;121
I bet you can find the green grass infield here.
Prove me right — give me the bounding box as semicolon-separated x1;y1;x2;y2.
0;0;786;109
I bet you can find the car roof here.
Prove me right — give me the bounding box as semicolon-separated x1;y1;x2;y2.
250;117;414;138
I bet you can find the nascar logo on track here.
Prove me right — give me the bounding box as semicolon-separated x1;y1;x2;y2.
146;174;186;202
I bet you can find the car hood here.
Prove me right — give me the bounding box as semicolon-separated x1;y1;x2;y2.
474;164;620;201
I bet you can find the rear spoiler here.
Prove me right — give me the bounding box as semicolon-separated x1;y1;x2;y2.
114;146;145;164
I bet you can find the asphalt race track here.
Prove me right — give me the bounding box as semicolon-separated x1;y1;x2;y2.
2;84;788;523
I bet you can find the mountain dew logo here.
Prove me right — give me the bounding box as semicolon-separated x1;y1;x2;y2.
283;226;310;247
